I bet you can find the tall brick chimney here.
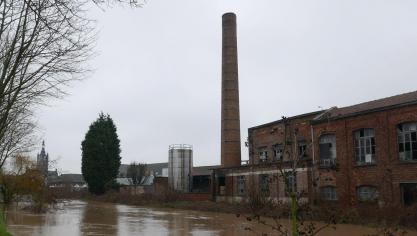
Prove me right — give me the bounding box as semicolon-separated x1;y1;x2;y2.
221;12;241;167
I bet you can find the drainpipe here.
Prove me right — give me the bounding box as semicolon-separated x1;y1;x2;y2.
310;125;316;203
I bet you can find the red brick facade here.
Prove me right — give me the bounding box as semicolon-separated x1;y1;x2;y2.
312;105;417;207
214;93;417;208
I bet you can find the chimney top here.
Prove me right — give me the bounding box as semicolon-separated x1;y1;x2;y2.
222;12;236;19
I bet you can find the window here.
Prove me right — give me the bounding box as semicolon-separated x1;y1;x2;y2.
397;122;417;161
357;186;378;202
401;183;417;206
321;186;337;201
298;140;308;158
273;144;283;162
236;176;246;196
354;128;376;165
258;149;268;163
285;172;297;193
259;174;269;196
319;134;336;167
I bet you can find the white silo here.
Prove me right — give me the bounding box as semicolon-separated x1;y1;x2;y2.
168;144;193;192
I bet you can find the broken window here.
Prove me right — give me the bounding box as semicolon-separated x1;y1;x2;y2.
354;128;376;165
357;185;378;202
319;134;336;167
218;176;226;195
401;183;417;206
321;186;337;201
259;174;270;196
273;144;283;162
298;140;308;158
236;175;246;196
285;172;297;194
258;149;268;163
397;123;417;161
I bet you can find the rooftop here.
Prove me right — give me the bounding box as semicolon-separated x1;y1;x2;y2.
249;90;417;129
315;90;417;122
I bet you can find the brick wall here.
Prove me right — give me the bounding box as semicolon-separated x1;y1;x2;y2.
245;105;417;208
313;105;417;207
177;193;212;201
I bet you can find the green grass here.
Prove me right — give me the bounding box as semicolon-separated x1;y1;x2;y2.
0;209;11;236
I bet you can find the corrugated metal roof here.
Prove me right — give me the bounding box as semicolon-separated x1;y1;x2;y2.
140;176;154;186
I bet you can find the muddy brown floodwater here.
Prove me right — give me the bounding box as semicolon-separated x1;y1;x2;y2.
5;200;417;236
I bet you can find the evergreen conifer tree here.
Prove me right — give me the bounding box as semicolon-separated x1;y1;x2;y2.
81;113;121;194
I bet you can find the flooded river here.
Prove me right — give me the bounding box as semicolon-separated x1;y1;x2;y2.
5;200;417;236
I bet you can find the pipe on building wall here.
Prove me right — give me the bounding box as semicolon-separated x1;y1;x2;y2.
310;124;316;201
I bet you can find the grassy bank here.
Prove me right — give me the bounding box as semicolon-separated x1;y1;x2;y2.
0;210;11;236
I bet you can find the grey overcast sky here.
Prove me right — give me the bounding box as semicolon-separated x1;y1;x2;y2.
35;1;417;174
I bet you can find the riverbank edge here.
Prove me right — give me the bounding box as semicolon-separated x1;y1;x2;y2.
72;194;245;215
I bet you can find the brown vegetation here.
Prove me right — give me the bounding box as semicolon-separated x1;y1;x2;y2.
0;155;54;213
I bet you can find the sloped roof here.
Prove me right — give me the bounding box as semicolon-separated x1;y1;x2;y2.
118;162;168;177
141;176;154;186
60;174;85;183
116;177;133;186
49;174;85;184
192;165;220;176
146;162;168;176
314;90;417;122
248;111;323;131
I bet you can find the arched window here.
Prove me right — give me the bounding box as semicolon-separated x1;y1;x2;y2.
397;122;417;161
354;128;376;165
319;134;336;167
321;186;337;201
357;185;378;202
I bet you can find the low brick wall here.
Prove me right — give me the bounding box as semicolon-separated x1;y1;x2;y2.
177;193;211;201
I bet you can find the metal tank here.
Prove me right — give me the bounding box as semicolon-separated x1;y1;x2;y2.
168;144;193;192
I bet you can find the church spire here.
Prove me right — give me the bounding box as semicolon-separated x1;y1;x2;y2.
41;140;46;155
37;140;49;177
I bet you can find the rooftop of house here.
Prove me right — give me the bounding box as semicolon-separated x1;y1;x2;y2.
116;177;133;186
118;162;168;177
48;174;85;184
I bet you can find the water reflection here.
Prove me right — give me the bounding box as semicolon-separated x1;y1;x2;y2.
81;201;118;235
5;200;417;236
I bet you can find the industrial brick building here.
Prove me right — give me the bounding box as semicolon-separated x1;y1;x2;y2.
211;12;417;208
213;90;417;208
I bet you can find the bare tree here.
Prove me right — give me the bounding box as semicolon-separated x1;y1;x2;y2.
127;161;146;187
241;116;413;236
240;117;342;236
0;106;36;168
0;0;143;169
